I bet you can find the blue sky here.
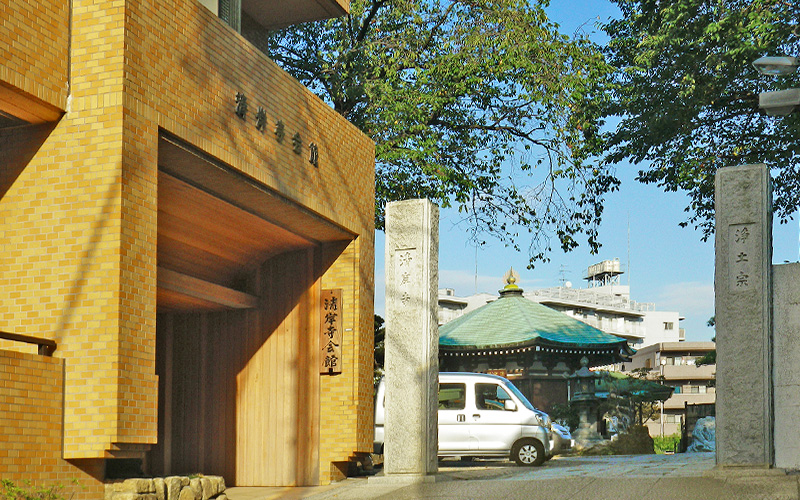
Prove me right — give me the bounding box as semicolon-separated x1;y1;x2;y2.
373;0;800;342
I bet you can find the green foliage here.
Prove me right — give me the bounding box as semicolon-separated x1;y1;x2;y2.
697;321;716;366
696;349;716;366
599;370;670;429
266;0;619;265
602;0;800;236
549;402;580;432
653;433;682;454
374;314;385;385
0;480;71;500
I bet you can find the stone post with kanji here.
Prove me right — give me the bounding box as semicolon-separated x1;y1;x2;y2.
714;164;773;467
380;198;439;481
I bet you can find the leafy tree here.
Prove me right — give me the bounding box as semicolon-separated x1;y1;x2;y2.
263;0;618;264
601;0;800;237
374;314;385;385
549;402;580;432
600;368;670;430
696;318;716;367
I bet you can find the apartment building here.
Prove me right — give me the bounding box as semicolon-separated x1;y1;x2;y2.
625;342;716;437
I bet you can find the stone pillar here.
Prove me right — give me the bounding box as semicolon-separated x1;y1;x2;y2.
772;263;800;469
714;164;773;467
381;199;439;480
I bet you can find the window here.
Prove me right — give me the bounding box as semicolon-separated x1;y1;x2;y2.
438;383;466;410
475;383;512;411
664;322;674;330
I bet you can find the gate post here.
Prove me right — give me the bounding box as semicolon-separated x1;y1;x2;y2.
714;164;773;467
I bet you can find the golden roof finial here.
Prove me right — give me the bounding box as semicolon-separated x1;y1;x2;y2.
502;267;520;289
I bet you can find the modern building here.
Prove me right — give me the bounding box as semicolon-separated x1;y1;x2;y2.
438;275;634;412
624;342;716;437
440;259;685;348
1;0;374;496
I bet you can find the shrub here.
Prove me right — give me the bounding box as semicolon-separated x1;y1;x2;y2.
0;479;71;500
654;433;682;454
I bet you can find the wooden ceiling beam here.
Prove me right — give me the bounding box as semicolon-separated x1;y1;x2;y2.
157;267;259;310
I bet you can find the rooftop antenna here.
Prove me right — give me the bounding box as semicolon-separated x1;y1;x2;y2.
474;243;478;294
627;211;631;287
558;264;569;287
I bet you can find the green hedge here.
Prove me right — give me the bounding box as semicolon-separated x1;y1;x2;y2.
653;433;682;454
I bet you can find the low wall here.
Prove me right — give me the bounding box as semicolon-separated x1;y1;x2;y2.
105;476;227;500
0;349;105;499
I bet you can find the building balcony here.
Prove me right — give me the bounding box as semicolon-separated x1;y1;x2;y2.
243;0;348;30
659;363;716;381
528;287;655;316
664;392;716;410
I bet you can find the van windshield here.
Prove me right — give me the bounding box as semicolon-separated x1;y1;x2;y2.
505;382;537;412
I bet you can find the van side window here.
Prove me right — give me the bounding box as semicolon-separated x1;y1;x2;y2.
476;383;512;411
438;383;466;410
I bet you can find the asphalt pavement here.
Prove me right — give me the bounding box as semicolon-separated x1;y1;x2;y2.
227;453;800;500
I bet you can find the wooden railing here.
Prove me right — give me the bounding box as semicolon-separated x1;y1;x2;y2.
0;331;56;356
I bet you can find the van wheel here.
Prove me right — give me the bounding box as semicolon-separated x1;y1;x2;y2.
511;439;545;466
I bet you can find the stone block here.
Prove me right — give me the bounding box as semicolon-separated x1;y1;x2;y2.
153;478;165;500
199;478;212;500
383;199;439;477
714;164;772;467
110;494;139;500
177;487;198;500
211;476;225;494
189;478;202;500
164;477;183;500
121;479;155;494
773;262;800;469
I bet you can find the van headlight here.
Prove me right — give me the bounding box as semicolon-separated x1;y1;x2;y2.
534;413;550;427
535;413;550;428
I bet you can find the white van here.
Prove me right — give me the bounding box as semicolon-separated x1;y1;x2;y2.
374;372;552;466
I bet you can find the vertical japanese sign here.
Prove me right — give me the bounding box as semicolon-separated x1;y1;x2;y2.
320;289;343;374
395;248;418;309
728;223;755;292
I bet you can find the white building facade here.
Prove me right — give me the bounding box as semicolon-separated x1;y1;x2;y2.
625;341;716;437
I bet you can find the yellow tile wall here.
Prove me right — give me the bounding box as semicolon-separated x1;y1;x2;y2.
122;0;375;478
1;0;374;484
0;0;69;110
0;349;104;499
319;235;375;483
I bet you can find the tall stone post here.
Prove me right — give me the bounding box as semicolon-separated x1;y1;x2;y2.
381;199;439;481
714;164;773;467
772;262;800;469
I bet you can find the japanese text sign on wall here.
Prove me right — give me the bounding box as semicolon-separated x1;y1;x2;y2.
729;223;755;292
395;248;417;308
320;289;343;375
234;92;320;167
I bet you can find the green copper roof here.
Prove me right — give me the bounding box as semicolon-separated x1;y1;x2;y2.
439;288;628;349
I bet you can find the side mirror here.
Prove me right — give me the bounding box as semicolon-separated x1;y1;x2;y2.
504;399;517;412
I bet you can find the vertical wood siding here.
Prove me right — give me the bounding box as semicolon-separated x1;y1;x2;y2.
152;248;322;486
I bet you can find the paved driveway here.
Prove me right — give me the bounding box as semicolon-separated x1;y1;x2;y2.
229;453;799;500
